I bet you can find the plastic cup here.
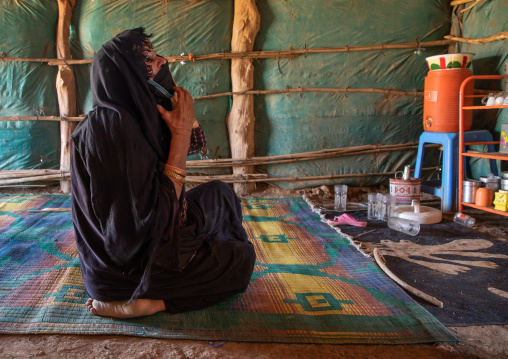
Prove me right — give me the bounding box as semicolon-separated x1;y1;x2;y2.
482;93;496;106
494;93;505;106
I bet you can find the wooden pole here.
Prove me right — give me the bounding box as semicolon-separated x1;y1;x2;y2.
194;87;423;100
0;173;69;186
0;167;439;186
185;167;439;184
56;0;77;194
186;142;431;168
0;39;454;65
444;32;508;44
449;4;459;54
228;0;261;195
0;116;82;122
0;169;63;179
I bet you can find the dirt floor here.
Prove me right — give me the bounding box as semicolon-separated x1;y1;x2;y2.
0;183;507;359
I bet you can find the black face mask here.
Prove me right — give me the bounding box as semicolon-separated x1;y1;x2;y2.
147;61;175;111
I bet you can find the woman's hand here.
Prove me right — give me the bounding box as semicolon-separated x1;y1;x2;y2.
157;87;195;137
158;87;194;197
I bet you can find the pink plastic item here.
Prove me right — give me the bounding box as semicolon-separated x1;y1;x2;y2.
328;214;367;227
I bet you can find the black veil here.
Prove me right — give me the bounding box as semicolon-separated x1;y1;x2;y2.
71;28;181;300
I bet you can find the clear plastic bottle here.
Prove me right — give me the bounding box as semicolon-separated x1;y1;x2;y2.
453;212;476;228
387;217;420;236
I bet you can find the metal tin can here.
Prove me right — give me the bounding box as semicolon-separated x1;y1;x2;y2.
389;176;421;204
501;179;508;191
462;180;481;203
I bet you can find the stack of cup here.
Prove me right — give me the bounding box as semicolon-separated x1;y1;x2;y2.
368;191;420;236
482;93;508;106
367;192;396;221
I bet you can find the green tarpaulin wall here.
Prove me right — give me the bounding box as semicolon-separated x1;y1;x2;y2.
0;0;60;170
0;0;506;189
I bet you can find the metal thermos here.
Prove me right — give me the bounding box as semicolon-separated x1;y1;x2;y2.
462;180;481;204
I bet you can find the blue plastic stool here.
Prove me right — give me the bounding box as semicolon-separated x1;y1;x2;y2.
414;130;498;213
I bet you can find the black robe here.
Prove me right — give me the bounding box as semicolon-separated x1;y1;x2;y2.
70;28;255;313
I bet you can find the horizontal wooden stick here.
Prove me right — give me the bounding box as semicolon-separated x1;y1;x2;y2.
373;248;444;307
0;88;420;122
0;185;47;188
194;87;423;100
444;31;508;44
14;208;72;213
186;142;441;168
0;143;436;181
186;167;439;183
0;170;62;179
0;116;82;122
162;39;452;62
208;147;419;168
0;173;69;185
1;39;452;65
0;167;439;186
0;85;424;123
188;174;267;181
0;57;91;65
0;88;495;125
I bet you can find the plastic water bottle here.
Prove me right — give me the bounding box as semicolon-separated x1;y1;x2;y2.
387;217;420;236
453;212;476;228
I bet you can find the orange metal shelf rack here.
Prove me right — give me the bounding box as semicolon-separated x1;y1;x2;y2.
458;75;508;216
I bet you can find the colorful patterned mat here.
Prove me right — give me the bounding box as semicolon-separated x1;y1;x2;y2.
0;194;456;344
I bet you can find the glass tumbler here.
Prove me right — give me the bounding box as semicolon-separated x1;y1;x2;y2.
334;184;348;211
387;217;420;236
376;193;386;220
384;194;396;220
367;192;377;220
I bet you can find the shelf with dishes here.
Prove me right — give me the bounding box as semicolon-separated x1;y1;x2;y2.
458;75;508;216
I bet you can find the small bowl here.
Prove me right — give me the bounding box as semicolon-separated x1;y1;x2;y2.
426;53;474;71
501;171;508;179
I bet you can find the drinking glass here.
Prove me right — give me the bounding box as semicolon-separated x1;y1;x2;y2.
367;192;377;219
384;194;396;220
387;217;420;236
334;184;348;211
376;193;386;220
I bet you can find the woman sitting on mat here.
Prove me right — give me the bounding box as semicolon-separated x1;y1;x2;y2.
70;28;256;318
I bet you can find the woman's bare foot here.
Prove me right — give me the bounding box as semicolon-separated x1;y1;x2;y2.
86;298;166;318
